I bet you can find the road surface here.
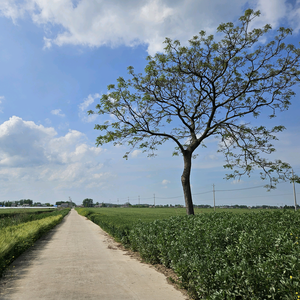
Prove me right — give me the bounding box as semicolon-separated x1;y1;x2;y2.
0;209;186;300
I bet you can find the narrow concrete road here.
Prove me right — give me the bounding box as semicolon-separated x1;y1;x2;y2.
0;209;186;300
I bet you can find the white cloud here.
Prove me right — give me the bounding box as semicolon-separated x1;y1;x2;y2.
206;154;219;161
51;109;65;117
162;179;171;189
1;0;298;55
231;179;244;185
250;0;287;29
44;118;51;125
162;179;170;185
79;93;100;111
286;0;300;33
0;116;108;189
0;0;30;23
0;96;4;113
0;116;56;167
58;122;69;130
43;37;52;49
131;150;141;158
78;93;100;122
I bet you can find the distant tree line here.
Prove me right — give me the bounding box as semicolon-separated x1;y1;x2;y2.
0;199;33;207
78;201;298;209
0;200;57;207
55;201;69;206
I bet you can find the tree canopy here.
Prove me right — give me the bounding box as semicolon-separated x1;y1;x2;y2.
83;198;94;207
89;9;300;215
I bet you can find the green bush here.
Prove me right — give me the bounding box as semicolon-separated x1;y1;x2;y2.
76;208;300;299
76;208;133;243
129;210;300;299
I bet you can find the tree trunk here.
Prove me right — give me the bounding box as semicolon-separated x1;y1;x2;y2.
181;151;194;215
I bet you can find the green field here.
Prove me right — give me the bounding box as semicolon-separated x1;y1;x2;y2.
0;208;65;229
75;207;278;241
76;206;268;221
0;207;55;215
78;207;188;220
76;207;300;299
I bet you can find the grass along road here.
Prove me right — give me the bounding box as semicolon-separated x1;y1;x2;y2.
0;208;186;300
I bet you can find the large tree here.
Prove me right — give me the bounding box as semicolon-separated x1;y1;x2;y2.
83;198;94;207
89;10;300;215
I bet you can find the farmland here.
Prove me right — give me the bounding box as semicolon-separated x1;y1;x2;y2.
76;207;300;299
0;208;58;229
0;208;70;277
0;207;55;215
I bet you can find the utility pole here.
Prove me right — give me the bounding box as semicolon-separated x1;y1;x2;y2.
154;194;155;208
213;184;216;211
292;169;297;211
138;195;140;205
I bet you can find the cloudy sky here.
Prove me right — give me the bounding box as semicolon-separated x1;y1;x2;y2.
0;0;300;206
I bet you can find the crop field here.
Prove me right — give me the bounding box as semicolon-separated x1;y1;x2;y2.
0;208;70;277
0;208;67;229
75;207;277;244
0;208;55;215
76;207;300;299
75;207;267;229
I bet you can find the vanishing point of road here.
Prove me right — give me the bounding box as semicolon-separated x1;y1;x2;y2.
0;209;186;300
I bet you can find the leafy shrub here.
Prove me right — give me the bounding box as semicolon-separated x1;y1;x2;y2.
76;208;133;244
76;208;300;299
129;210;300;299
75;207;186;244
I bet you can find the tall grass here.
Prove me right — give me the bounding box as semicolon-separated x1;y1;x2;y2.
0;208;55;216
0;208;67;229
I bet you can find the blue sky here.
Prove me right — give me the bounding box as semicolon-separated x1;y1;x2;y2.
0;0;300;206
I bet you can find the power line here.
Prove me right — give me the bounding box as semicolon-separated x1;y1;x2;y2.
212;193;293;201
105;180;297;205
113;184;267;202
216;185;265;192
156;195;183;199
192;190;214;195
